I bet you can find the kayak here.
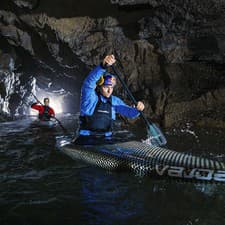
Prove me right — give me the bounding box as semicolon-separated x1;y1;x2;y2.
31;119;57;128
61;140;225;183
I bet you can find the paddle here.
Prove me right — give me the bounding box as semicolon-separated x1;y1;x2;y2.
111;65;167;146
30;92;68;133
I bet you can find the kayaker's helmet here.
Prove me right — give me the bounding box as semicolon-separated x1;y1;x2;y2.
97;73;116;87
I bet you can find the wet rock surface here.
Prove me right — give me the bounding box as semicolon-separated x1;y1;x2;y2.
0;0;225;127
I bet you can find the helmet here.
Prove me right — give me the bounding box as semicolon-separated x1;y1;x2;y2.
97;73;116;87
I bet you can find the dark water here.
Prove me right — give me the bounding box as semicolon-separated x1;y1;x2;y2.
1;116;225;225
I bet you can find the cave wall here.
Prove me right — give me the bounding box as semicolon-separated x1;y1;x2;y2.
0;0;225;128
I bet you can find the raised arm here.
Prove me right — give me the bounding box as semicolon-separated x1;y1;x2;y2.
31;102;42;111
81;55;116;90
82;65;106;90
80;55;116;115
80;65;106;115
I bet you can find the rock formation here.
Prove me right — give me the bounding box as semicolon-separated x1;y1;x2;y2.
0;0;225;128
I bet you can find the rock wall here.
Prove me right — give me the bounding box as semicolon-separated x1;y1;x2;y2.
0;50;36;119
0;0;225;128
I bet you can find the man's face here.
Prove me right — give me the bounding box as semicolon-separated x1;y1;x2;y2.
44;99;49;106
100;85;114;98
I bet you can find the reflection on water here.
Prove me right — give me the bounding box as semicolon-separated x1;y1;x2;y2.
0;116;225;225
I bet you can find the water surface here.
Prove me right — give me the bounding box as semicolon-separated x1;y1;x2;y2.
0;116;225;225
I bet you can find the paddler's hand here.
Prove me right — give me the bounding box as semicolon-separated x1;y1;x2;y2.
103;55;116;67
136;101;145;111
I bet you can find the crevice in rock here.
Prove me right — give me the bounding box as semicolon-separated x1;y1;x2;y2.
157;53;170;126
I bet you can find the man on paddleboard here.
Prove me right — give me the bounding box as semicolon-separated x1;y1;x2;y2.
74;55;145;144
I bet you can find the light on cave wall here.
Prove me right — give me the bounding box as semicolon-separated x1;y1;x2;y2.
30;90;64;115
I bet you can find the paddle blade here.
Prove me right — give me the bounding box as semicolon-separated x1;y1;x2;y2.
144;123;167;147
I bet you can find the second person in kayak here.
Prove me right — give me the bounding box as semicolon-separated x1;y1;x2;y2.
75;55;145;144
31;97;55;121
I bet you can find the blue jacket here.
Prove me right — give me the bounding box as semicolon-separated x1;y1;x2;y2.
80;64;140;120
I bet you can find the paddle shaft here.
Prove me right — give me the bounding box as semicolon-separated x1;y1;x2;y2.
111;65;152;129
31;92;41;104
